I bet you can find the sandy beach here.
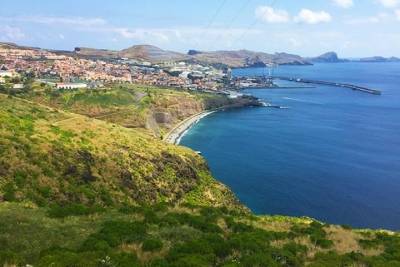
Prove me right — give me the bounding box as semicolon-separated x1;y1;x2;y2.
164;111;215;145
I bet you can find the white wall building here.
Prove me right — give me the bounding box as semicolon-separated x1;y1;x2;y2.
0;70;15;77
56;83;87;89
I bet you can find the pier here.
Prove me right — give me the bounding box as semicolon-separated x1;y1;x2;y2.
233;75;382;95
272;76;382;95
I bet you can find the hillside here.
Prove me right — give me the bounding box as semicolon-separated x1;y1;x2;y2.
308;51;400;63
44;43;310;67
1;90;399;266
119;45;188;62
74;47;119;58
186;50;311;68
72;45;311;67
359;56;400;62
0;94;240;208
19;85;259;137
309;52;348;63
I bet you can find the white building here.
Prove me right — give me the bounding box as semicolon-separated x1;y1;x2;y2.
13;84;24;89
0;70;14;78
56;83;87;89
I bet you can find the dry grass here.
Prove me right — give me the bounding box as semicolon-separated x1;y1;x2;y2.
327;226;384;256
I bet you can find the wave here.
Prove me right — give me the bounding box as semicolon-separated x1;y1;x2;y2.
283;97;323;105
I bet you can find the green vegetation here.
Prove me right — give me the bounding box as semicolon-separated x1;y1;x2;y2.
0;94;239;208
0;88;399;266
0;203;398;267
16;84;254;137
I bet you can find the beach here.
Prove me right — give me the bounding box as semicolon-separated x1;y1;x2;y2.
164;111;215;145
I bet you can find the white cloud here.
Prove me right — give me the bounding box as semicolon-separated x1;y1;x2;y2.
333;0;354;8
255;6;290;23
378;0;399;8
294;9;332;24
345;13;389;24
58;34;65;40
114;28;170;43
0;25;25;41
0;16;107;27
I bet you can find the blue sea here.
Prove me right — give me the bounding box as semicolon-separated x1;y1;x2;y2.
181;62;400;230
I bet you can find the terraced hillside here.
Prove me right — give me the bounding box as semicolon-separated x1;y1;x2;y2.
0;92;399;267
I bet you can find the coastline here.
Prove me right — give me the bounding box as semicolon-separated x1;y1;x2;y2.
164;111;216;145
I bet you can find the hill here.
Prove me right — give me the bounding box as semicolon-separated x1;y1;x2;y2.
309;52;348;63
72;45;311;67
18;85;259;137
308;51;400;63
359;56;400;63
119;45;188;62
1;88;399;266
74;47;119;58
185;49;310;68
0;93;241;208
8;42;307;67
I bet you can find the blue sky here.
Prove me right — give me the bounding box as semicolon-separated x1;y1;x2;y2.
1;0;399;57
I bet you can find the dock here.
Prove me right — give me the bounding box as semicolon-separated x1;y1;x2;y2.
233;75;382;95
272;76;382;95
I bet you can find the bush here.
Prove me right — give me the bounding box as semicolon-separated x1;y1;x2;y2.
37;248;100;267
82;220;147;250
2;182;16;202
108;252;140;267
162;213;221;233
142;238;163;252
48;204;104;218
290;222;333;249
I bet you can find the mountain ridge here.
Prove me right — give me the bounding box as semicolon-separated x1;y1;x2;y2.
3;41;400;68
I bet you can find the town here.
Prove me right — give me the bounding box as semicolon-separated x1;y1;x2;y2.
0;43;233;95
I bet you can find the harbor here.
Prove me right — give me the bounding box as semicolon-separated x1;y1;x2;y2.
233;75;382;95
273;76;382;95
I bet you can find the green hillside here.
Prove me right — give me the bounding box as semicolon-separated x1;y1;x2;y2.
0;94;240;208
19;85;249;138
0;92;399;267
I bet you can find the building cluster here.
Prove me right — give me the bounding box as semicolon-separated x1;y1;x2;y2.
0;46;229;92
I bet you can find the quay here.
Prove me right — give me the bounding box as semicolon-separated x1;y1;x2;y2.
233;75;382;95
272;76;382;95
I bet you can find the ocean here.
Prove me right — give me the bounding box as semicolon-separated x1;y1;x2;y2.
180;62;400;230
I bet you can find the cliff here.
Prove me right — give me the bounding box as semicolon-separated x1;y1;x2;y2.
309;52;348;63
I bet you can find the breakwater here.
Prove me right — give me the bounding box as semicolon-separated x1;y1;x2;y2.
273;76;382;95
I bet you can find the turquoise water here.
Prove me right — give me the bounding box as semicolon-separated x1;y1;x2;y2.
181;63;400;230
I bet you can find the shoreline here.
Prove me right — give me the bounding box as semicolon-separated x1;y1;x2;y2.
164;110;216;145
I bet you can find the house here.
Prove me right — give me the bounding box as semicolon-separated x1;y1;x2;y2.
0;70;14;78
13;84;24;89
56;83;87;89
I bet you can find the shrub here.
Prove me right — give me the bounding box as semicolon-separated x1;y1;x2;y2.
2;182;16;202
142;238;163;252
108;252;140;267
290;222;333;249
82;220;147;250
48;204;104;218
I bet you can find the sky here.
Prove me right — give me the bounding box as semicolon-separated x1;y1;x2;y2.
1;0;400;57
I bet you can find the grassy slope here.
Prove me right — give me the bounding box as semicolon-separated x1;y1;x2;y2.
21;85;235;138
1;91;399;266
0;94;240;208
